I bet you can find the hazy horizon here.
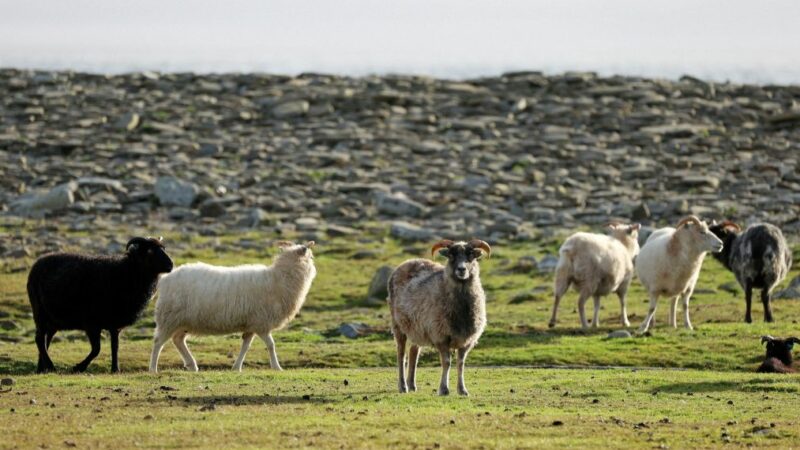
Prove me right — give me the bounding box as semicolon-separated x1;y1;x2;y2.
2;0;799;84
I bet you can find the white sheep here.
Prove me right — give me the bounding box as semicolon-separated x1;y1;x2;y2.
636;216;723;333
149;241;316;373
549;222;641;329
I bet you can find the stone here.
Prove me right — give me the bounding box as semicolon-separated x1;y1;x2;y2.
272;100;309;118
11;181;77;215
154;177;200;207
199;199;227;218
390;222;436;241
366;265;393;302
338;323;372;339
0;320;19;331
607;330;632;339
325;224;358;237
537;255;559;273
631;202;651;221
115;112;140;131
774;275;800;299
376;192;428;218
0;377;14;387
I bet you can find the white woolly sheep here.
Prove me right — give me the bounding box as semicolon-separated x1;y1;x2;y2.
549;222;641;329
149;241;316;372
388;239;491;396
636;216;723;333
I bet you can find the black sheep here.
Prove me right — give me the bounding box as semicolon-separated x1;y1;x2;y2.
708;222;792;323
27;237;173;373
757;335;798;373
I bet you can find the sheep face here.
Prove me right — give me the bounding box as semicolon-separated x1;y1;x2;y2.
433;240;491;282
762;336;799;366
276;240;316;264
606;223;641;257
126;237;173;274
678;218;724;254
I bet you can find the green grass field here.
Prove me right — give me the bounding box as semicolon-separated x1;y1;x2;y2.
1;225;799;448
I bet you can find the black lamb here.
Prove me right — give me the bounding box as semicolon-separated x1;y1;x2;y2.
708;221;792;323
757;335;798;373
27;236;173;373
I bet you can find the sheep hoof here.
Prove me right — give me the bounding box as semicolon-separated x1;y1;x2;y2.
71;364;87;373
398;383;408;393
438;386;450;396
745;316;753;324
458;388;469;397
408;384;417;392
547;321;556;329
623;321;631;327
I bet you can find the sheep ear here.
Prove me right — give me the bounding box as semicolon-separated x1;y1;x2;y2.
276;240;294;250
629;223;641;233
304;241;315;248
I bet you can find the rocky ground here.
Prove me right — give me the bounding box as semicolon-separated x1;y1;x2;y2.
1;69;799;256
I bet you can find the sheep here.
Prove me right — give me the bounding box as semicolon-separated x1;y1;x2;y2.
387;239;491;396
636;216;723;333
149;241;316;373
27;237;174;373
757;335;799;373
549;222;641;329
708;222;792;323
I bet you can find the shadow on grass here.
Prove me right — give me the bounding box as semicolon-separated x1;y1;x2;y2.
0;356;37;375
654;378;798;394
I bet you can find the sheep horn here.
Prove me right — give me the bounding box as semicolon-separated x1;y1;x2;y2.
275;240;294;248
468;239;492;258
788;337;800;345
304;241;315;248
430;240;455;258
761;335;775;346
604;221;623;229
126;237;150;250
676;215;703;229
721;220;741;232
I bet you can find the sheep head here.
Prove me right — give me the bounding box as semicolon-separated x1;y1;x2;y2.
605;222;641;256
708;220;742;241
432;239;491;282
761;335;799;367
676;215;723;254
126;236;173;274
275;240;316;260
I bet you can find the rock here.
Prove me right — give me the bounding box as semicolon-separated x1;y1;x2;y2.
390;222;436;241
199;199;227;218
0;377;14;387
295;217;319;231
242;208;270;228
631;202;651;221
325;224;358;237
607;330;632;339
0;320;19;331
366;265;393;302
11;181;77;215
115;112;140;131
155;177;200;207
537;255;559;273
338;323;372;339
719;281;740;296
774;275;800;299
272;100;309;118
376;192;428;218
198;404;217;412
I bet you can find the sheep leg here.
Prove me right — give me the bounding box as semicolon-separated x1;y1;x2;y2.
761;289;774;323
232;332;256;372
616;288;630;327
436;344;452;396
261;332;283;371
73;329;101;373
35;328;56;373
395;332;408;393
744;282;753;323
638;293;659;334
669;296;679;328
456;345;473;396
109;329;121;373
577;292;591;329
45;330;56;350
681;290;694;330
172;332;199;372
591;295;601;328
406;344;420;392
549;274;571;328
149;328;171;373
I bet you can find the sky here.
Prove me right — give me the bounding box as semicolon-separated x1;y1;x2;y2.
1;0;799;83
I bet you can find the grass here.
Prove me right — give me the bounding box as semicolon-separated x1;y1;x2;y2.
1;224;799;448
